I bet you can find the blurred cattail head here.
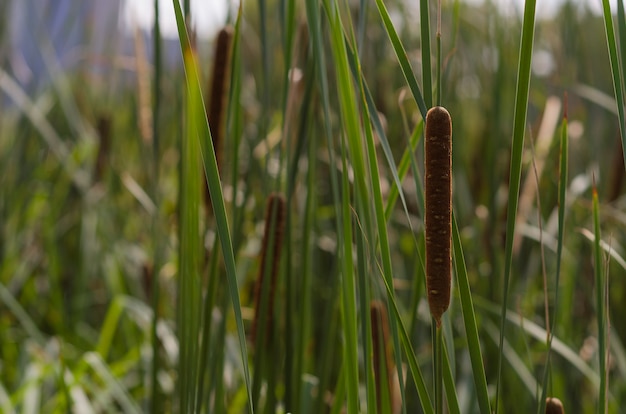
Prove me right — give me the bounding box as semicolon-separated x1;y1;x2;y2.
94;115;112;183
250;193;286;348
545;397;564;414
207;26;233;174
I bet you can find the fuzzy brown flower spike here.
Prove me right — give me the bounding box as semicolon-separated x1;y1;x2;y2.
425;106;452;327
250;193;286;348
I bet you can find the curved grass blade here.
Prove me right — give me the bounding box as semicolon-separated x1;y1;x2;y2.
496;0;537;410
171;2;253;411
373;0;428;118
601;0;626;167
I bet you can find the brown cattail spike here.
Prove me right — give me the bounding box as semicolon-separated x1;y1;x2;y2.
545;397;565;414
425;106;452;327
94;115;111;182
208;26;233;174
250;193;286;348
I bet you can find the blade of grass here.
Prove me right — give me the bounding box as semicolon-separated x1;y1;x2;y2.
602;0;626;167
452;214;491;414
384;122;424;221
339;141;360;413
179;46;202;414
420;0;433;108
373;0;428;118
538;107;568;414
323;1;369;408
496;0;537;410
355;222;377;412
171;2;254;411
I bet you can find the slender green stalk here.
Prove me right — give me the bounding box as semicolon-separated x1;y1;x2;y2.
149;0;162;410
496;0;537;410
538;106;568;414
592;183;607;413
339;141;360;413
420;0;433;107
434;326;443;414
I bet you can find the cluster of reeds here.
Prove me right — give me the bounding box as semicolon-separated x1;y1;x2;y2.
4;0;626;412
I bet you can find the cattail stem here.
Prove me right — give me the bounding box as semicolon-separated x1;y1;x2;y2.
425;106;452;327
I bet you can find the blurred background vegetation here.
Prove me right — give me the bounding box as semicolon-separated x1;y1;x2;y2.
1;0;626;413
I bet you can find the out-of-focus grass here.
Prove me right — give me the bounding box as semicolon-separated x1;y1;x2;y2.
2;0;626;413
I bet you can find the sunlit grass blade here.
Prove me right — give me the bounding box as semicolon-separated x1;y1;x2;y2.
178;47;203;414
83;353;142;414
452;214;491;414
496;0;537;409
602;0;626;166
373;0;428;118
592;183;608;413
171;2;254;411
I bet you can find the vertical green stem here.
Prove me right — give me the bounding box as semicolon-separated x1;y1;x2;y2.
435;325;443;414
592;185;607;413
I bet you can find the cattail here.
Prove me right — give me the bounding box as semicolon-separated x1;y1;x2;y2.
94;115;111;182
133;27;153;145
425;106;452;327
250;193;286;348
142;262;153;301
370;301;401;414
207;26;233;175
545;397;565;414
203;27;233;215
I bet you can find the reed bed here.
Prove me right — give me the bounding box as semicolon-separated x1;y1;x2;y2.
2;0;626;413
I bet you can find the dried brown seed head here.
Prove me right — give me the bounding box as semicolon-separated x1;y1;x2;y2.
424;106;452;327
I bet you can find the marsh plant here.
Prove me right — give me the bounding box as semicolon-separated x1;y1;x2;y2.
2;0;626;413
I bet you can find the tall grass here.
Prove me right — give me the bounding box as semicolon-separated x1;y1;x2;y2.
2;0;626;413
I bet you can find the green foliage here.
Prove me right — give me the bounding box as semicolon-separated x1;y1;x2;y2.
2;0;626;413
